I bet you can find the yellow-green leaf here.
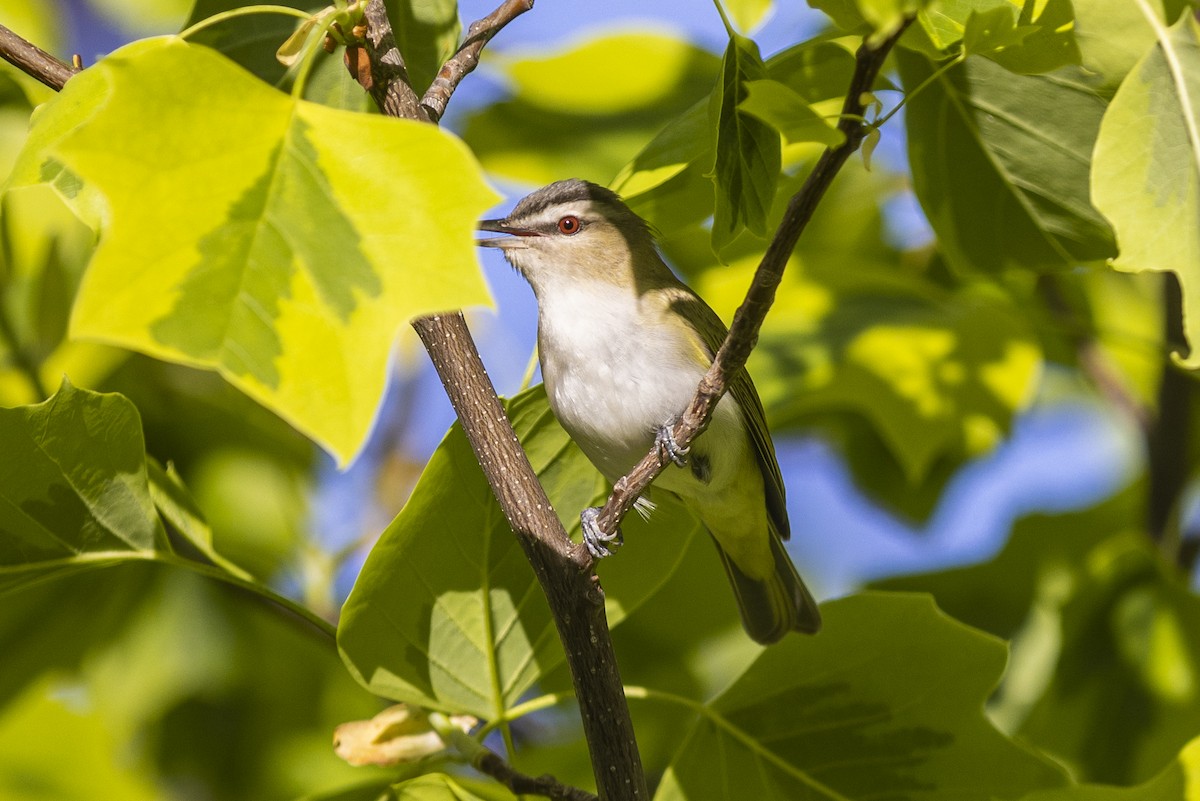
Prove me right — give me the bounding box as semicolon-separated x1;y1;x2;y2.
1092;12;1200;368
10;37;498;464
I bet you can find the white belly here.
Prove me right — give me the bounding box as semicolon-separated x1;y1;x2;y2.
536;282;742;485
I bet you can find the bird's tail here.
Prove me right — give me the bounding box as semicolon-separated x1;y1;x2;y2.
714;533;821;644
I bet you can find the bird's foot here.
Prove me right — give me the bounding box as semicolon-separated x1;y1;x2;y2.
581;507;622;559
655;420;690;468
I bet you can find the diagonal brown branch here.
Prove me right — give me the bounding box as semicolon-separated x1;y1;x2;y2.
591;20;914;539
421;0;533;121
0;23;75;90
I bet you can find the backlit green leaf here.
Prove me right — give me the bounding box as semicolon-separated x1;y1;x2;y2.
388;0;461;94
9;37;498;464
901;51;1115;274
1091;13;1200;368
654;593;1068;800
338;386;700;718
739;80;844;146
722;0;774;32
1072;0;1194;95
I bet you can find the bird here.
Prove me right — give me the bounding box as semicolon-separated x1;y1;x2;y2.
476;178;820;644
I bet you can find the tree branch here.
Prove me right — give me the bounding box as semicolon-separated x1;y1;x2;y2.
354;3;648;799
592;20;914;538
421;0;533;121
0;23;75;90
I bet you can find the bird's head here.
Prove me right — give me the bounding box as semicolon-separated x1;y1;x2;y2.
477;179;658;294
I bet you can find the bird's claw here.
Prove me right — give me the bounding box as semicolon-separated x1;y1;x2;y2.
655;421;690;468
581;507;622;559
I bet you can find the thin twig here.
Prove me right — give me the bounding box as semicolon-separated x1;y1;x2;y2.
592;20;914;538
420;0;533;121
0;24;75;90
433;713;598;801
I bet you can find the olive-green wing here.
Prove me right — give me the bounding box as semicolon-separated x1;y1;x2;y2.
672;292;791;540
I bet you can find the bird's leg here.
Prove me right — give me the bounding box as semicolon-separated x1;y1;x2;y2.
581;507;623;558
655;418;690;468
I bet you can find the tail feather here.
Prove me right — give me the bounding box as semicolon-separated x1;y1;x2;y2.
714;534;821;644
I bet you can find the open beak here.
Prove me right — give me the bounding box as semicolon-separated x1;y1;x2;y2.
477;219;537;249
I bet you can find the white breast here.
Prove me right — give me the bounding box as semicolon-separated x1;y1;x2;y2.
536;281;708;481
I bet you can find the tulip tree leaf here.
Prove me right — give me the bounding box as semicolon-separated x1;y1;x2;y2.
901;50;1115;274
708;29;780;255
9;37;498;464
338;386;700;718
654;593;1068;801
1092;13;1200;368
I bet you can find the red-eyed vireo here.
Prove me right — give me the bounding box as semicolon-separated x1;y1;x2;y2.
477;179;820;643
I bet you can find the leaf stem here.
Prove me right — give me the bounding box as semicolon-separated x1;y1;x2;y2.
177;5;313;40
872;52;964;129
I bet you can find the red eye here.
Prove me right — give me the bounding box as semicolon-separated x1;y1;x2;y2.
557;215;581;235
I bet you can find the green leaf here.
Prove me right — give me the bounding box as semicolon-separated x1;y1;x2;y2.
708;30;780;254
653;593;1068;800
901;50;1116;274
0;379;166;593
739;80;845;146
10;37;498;464
338;386;700;718
1091;13;1200;368
902;0;1080;74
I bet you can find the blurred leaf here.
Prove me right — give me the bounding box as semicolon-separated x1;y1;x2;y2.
1022;736;1200;800
0;379;166;594
91;0;192;32
901;51;1116;274
1091;13;1200;368
8;37;497;465
338;386;701;718
1016;534;1200;784
739;79;844;146
723;0;774;32
654;593;1068;800
708;29;780;254
463;31;719;187
1072;0;1194;96
807;0;929;43
387;0;461;93
0;676;161;800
